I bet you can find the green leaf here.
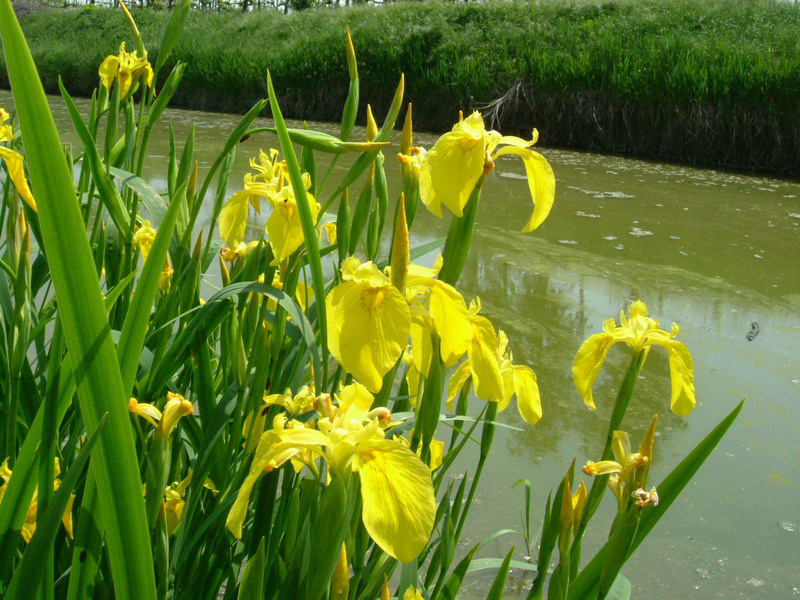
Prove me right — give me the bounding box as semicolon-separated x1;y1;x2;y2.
303;476;348;600
398;557;419;599
110;166;167;223
58;78;131;239
144;282;319;396
486;547;517;600
340;28;359;142
323;75;404;210
146;63;186;130
170;386;239;572
467;557;538;575
435;543;480;600
0;6;157;599
154;0;191;74
5;414;108;598
605;574;632;600
103;270;137;310
66;472;104;600
248;127;389;154
238;537;266;600
0;285;126;560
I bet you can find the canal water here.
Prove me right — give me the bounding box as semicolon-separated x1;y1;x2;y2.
3;89;799;598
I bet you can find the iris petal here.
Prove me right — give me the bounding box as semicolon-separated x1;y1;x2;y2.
0;147;37;212
226;434;274;539
513;365;542;425
98;54;120;91
326;279;411;393
420;128;484;218
356;440;435;563
572;332;616;410
665;340;696;416
267;190;319;263
468;315;504;402
446;360;472;412
218;189;252;248
493;146;556;232
428;282;471;366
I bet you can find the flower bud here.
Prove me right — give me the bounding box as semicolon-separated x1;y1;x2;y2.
390;193;409;292
345;27;358;81
366;105;378;142
314;393;335;420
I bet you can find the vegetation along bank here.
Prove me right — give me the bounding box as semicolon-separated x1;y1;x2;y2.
4;0;800;175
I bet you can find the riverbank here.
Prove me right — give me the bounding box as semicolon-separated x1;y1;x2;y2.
4;0;800;175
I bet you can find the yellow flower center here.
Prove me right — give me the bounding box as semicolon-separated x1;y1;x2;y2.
358;449;388;472
360;287;387;312
277;200;296;217
458;136;481;153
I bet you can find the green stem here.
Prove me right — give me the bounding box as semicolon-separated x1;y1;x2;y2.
439;177;484;286
454;401;497;540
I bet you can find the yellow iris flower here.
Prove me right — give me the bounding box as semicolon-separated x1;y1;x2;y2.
219;150;319;264
0;107;11;141
447;321;542;426
266;178;319;263
220;240;260;263
219;174;268;248
326;257;411;393
0;107;37;212
583;415;659;511
419;111;555;232
128;392;194;438
572;300;696;416
132;219;157;263
242;386;316;452
98;42;154;100
163;471;192;536
163;470;218;536
226;383;435;564
158;256;173;291
403;587;424;600
0;458;74;543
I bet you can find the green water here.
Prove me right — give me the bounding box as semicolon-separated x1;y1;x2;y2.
5;90;799;598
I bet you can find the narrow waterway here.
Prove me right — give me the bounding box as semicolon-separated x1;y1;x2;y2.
5;89;799;598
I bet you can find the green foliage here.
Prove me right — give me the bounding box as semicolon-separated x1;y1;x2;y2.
0;1;745;598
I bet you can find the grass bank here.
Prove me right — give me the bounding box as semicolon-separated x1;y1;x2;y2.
4;0;800;175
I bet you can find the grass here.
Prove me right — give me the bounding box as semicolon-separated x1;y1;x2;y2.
4;0;800;172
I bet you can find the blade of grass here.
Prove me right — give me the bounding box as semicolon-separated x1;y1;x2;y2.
0;6;157;599
435;543;480;600
487;547;519;600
